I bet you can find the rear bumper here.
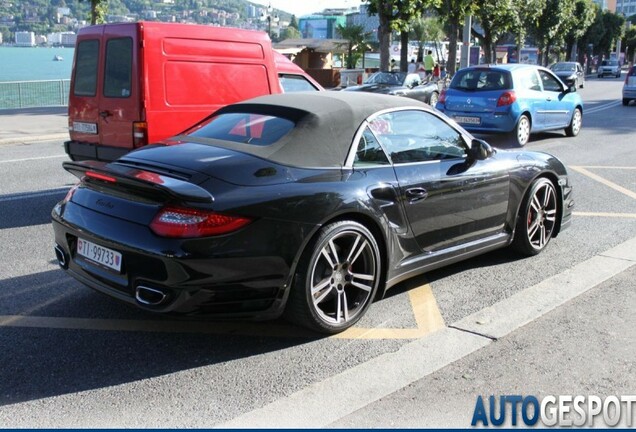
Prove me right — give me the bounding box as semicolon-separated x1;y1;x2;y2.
438;108;517;134
622;88;636;99
51;201;312;320
65;140;132;162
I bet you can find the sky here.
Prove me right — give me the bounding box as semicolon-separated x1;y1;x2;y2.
250;0;362;17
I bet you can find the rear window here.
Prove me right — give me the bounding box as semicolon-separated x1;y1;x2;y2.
450;69;512;91
186;113;294;146
104;37;132;98
73;39;99;96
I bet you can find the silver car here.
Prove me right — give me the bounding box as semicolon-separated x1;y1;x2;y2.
623;65;636;106
598;60;621;78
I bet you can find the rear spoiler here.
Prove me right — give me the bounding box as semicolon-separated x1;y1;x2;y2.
63;160;214;204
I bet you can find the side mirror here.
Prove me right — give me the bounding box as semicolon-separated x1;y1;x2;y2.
565;85;577;93
469;138;495;161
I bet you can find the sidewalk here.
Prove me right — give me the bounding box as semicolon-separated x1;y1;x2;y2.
0;107;69;146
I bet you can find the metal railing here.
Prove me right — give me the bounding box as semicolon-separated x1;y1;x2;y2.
0;79;70;110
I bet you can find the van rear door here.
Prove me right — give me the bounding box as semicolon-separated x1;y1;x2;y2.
97;24;141;160
68;24;141;161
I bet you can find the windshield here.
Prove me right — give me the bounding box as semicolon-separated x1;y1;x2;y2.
364;72;406;86
552;63;575;72
602;60;618;66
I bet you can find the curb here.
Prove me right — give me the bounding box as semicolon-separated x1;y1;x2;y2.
0;133;69;146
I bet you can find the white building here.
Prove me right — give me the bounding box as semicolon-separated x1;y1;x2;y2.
616;0;636;15
61;32;76;47
15;31;36;47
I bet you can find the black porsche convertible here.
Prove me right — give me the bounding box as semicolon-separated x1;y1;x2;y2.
52;92;574;334
342;71;441;106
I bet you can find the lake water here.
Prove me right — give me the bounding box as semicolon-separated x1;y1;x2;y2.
0;46;75;82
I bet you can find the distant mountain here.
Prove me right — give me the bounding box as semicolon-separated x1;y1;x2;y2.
0;0;294;40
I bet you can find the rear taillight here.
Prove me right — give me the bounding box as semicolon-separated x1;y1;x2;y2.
150;207;252;238
497;91;517;107
133;121;148;148
438;89;447;105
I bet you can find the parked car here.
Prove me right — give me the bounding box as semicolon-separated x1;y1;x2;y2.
435;64;583;146
342;71;440;106
622;65;636;106
52;92;573;334
550;61;585;88
66;22;322;162
597;59;621;78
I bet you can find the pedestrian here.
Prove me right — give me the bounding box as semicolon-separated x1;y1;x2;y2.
407;59;417;74
423;50;436;79
390;59;399;72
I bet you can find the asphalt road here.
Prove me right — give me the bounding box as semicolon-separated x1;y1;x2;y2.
0;75;634;427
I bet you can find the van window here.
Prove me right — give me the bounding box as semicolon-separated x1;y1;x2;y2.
104;38;132;98
279;74;319;92
187;113;294;146
73;39;99;96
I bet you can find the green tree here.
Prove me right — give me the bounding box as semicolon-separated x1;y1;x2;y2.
289;15;299;30
80;0;108;24
509;0;546;63
624;26;636;61
434;0;476;74
563;0;596;62
596;11;625;57
279;26;301;41
410;16;445;63
472;0;514;64
336;23;371;69
528;0;576;65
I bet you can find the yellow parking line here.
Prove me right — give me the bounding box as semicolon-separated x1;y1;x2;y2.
569;166;636;200
0;284;446;340
574;212;636;219
331;283;445;340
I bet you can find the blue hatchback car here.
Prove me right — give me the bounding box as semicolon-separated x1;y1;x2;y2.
436;64;583;146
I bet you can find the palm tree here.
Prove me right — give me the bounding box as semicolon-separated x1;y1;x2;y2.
336;24;371;69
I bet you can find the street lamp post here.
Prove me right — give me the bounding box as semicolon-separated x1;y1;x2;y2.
261;3;279;39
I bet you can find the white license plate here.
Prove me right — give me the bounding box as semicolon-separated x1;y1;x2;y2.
73;121;98;134
77;238;122;272
455;116;481;125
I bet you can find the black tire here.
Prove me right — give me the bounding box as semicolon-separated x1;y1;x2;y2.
512;114;531;147
565;107;582;137
597;74;602;78
512;178;558;256
623;98;630;106
284;220;381;334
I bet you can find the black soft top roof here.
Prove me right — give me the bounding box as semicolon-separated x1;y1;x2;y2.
182;91;429;168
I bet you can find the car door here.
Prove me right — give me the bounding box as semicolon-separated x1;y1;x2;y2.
538;69;571;128
368;110;510;253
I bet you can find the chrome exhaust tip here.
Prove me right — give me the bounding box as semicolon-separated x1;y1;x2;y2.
135;286;168;306
54;244;68;269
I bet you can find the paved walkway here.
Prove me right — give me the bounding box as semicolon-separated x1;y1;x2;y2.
0;107;68;145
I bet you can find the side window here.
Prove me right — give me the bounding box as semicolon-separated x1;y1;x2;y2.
104;37;132;98
354;127;390;166
538;70;563;92
369;110;467;164
73;39;99;96
279;74;319;92
518;69;541;91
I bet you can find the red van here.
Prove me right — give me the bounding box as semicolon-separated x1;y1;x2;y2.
66;22;321;161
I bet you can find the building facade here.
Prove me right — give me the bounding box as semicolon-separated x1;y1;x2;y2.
15;31;35;47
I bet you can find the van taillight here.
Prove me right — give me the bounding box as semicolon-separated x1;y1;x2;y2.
497;91;517;107
133;121;148;148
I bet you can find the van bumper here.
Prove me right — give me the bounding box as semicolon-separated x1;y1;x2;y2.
65;140;131;162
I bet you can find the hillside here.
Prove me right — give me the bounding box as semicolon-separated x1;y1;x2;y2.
0;0;294;41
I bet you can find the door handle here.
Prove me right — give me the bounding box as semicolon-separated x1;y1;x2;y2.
405;187;428;203
99;110;112;119
546;97;552;102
